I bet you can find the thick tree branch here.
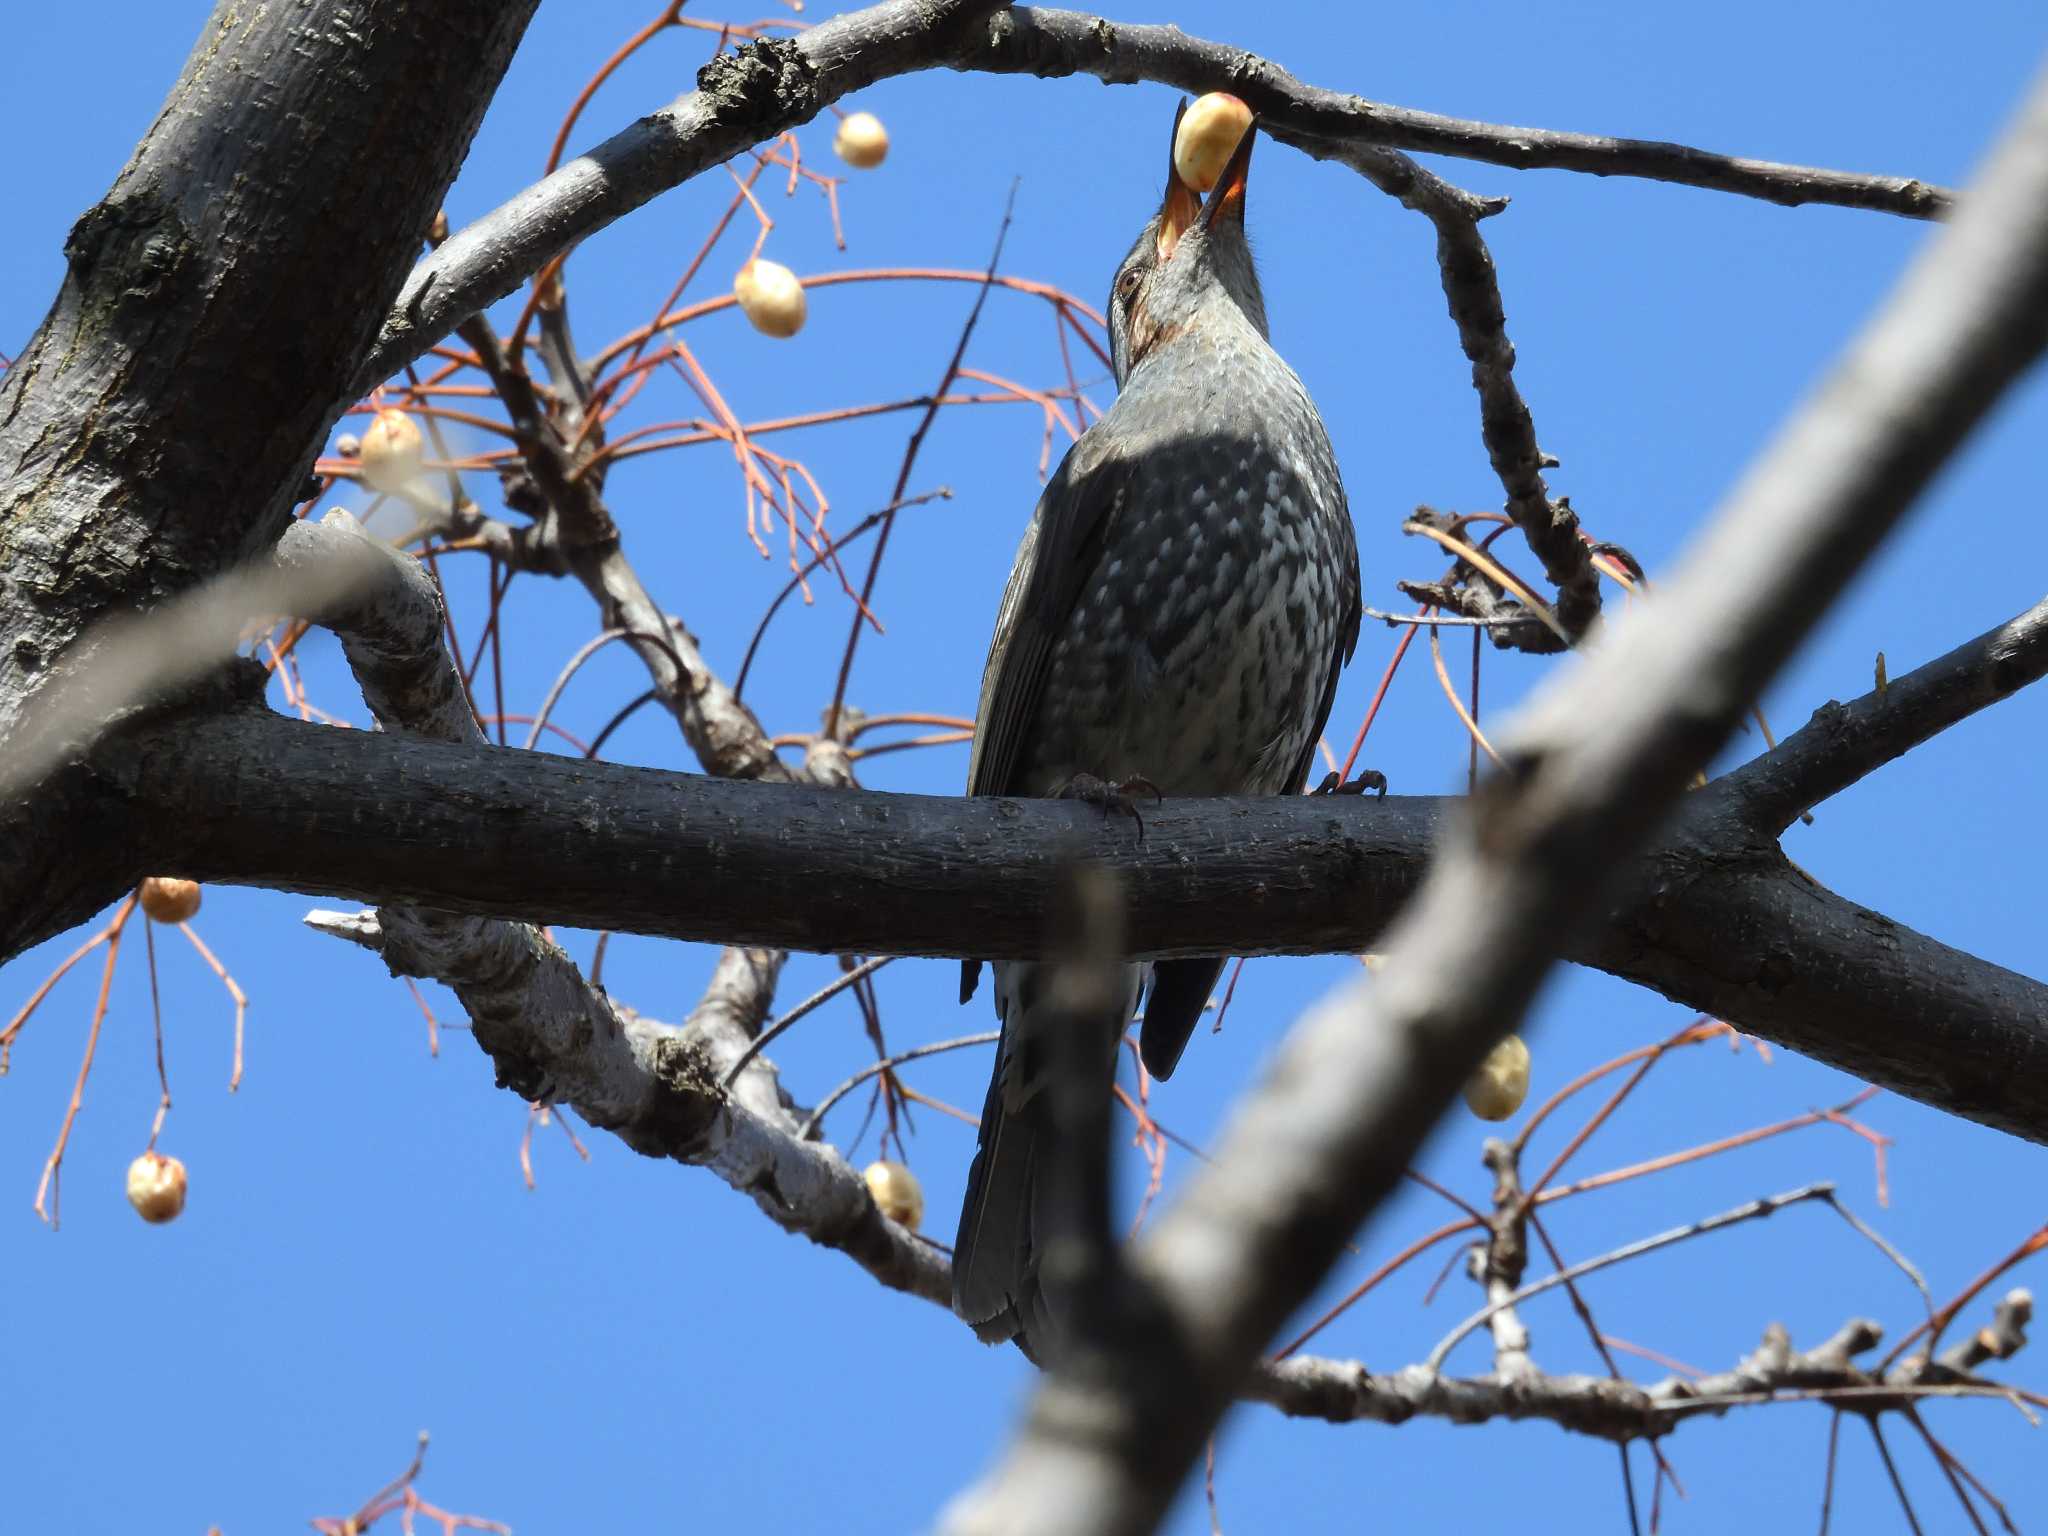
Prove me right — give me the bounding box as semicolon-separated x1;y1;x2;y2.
5;662;2042;1143
942;60;2048;1536
1582;806;2048;1131
4;541;2042;1148
0;0;538;743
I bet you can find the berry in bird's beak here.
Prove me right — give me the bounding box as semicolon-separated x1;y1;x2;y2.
1158;97;1255;261
1174;93;1253;195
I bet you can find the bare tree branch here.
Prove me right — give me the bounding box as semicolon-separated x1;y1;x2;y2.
308;906;948;1307
1719;594;2048;833
1428;1184;1835;1371
281;522;2028;1461
1938;1289;2033;1375
364;0;1012;385
368;5;1955;388
457;311;794;783
963;10;1955;219
1300;149;1596;636
941;58;2048;1536
1255;1312;2033;1438
277;511;942;1303
359;0;1954;642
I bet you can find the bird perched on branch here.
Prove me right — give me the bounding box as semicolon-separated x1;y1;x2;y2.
952;105;1362;1358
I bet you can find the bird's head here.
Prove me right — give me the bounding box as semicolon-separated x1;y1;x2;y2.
1107;103;1268;387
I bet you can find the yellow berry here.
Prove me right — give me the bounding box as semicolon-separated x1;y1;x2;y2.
359;408;425;494
863;1158;924;1229
138;877;202;924
733;258;808;338
833;111;889;169
1463;1034;1532;1122
1174;93;1254;195
126;1152;188;1223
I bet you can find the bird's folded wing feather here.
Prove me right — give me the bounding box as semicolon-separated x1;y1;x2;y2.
968;430;1133;800
959;431;1134;1004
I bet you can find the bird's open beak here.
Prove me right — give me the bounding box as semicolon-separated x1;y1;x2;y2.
1201;119;1255;232
1157;100;1202;263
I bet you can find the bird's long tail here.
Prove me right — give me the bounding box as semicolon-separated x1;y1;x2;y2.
952;957;1143;1358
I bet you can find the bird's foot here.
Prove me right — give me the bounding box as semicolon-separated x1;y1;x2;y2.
1314;768;1388;798
1055;772;1164;839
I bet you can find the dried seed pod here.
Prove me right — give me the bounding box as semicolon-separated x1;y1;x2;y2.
359;408;425;493
126;1152;188;1224
1173;92;1254;195
138;877;202;924
833;110;889;170
1463;1034;1532;1122
863;1158;924;1229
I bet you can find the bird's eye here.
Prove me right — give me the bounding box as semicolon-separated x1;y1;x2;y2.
1115;269;1143;307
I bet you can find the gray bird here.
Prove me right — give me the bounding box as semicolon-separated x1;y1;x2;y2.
952;109;1362;1356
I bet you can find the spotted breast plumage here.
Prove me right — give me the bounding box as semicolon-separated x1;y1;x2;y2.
952;107;1361;1358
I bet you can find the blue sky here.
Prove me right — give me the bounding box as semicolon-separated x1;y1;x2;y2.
6;3;2047;1532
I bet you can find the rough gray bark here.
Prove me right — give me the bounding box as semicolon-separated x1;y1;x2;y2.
0;0;539;744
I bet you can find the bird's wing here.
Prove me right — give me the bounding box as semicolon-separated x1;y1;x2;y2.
959;429;1134;1005
968;428;1131;800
